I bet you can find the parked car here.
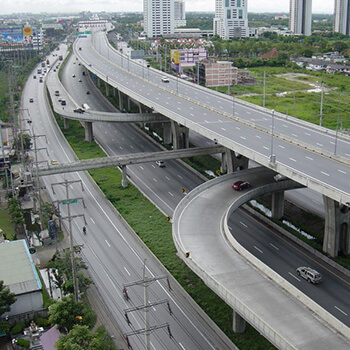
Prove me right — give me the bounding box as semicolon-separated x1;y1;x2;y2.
296;267;322;284
232;180;251;191
29;98;34;103
156;160;165;167
161;76;169;83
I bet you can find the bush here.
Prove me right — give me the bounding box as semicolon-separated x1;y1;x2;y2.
16;338;30;348
11;322;25;335
36;317;50;327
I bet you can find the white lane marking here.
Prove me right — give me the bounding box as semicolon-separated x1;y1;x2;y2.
178;174;183;179
305;132;311;136
165;176;171;180
221;127;226;131
228;226;232;230
263;146;269;150
270;243;279;250
292;134;298;137
168;192;174;197
335;306;348;316
119;146;123;150
321;171;329;176
90;247;98;259
254;246;263;254
338;169;347;174
278;145;285;149
346;153;350;157
255;135;261;139
140;166;144;170
179;343;186;350
236;126;241;130
153;178;157;182
105;240;110;247
306;156;313;161
241;136;246;140
90;218;95;224
240;221;248;228
289;158;296;162
316;142;323;147
283;124;288;128
289;272;300;281
130;145;133;149
124;267;131;276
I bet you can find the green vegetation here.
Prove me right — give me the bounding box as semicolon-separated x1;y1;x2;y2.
0;208;16;240
15;338;30;348
10;322;25;335
53;115;276;349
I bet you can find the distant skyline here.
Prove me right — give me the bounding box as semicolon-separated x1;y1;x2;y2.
0;0;334;16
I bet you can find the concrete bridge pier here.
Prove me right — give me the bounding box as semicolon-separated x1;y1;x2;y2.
104;81;110;97
222;149;249;173
271;191;285;220
121;166;128;188
323;196;350;257
232;310;246;333
63;117;69;130
84;121;94;142
163;122;172;144
171;121;189;149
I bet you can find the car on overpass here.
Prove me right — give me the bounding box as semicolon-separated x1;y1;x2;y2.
161;76;169;83
232;180;251;191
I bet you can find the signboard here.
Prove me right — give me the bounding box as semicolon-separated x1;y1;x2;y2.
0;27;23;45
0;161;11;169
48;219;57;240
23;27;33;44
61;199;78;205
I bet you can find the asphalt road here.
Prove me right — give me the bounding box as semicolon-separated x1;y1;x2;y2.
24;48;234;350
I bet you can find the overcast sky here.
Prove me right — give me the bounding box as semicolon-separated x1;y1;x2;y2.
0;0;333;16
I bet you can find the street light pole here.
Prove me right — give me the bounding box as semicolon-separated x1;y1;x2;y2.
319;82;324;126
270;109;276;163
263;71;266;108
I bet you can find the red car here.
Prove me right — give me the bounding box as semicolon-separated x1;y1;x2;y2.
232;180;251;191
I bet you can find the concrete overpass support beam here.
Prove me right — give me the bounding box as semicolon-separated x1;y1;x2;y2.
121;166;128;188
222;149;249;174
171;121;189;149
232;310;246;333
127;96;131;111
323;196;350;257
271;191;285;220
63;117;69;130
163;122;172;144
84;121;94;142
105;81;109;97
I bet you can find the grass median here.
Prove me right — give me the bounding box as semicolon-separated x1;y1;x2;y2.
55;116;276;349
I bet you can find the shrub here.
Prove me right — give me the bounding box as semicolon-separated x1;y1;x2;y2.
36;318;50;327
11;322;25;335
16;338;30;348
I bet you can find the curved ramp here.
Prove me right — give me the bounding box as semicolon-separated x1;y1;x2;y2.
172;167;350;349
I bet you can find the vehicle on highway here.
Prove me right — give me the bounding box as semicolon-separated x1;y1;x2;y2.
156;160;165;167
232;180;251;191
78;79;82;82
39;78;43;83
72;74;76;78
86;90;90;95
51;159;59;165
296;267;322;284
55;90;59;96
274;174;287;182
82;103;90;110
33;75;36;79
61;100;66;106
161;76;169;83
74;108;85;114
29;98;34;103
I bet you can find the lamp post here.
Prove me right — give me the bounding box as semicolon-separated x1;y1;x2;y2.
319;82;324;126
334;116;339;155
270;109;276;163
263;71;266;108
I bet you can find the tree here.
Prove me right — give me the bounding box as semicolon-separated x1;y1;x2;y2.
48;296;96;331
0;280;17;333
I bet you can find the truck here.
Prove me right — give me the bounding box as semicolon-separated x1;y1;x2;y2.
82;103;90;110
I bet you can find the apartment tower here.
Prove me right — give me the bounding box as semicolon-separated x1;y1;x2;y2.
289;0;312;36
143;0;175;38
334;0;350;35
213;0;253;39
174;0;186;28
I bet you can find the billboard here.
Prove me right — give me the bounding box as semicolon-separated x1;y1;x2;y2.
0;27;23;45
23;27;33;45
171;50;180;72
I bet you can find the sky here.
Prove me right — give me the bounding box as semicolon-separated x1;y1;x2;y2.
0;0;334;16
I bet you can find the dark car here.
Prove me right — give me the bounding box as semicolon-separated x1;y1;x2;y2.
232;180;251;191
86;90;90;95
73;108;85;114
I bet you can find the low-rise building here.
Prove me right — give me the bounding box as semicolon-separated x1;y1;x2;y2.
170;47;207;73
198;59;237;87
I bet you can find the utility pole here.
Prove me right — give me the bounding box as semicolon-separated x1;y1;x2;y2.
319;82;324;126
123;260;173;349
263;71;266;108
270;109;276;163
51;179;86;302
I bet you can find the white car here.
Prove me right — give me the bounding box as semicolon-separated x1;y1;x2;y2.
161;76;169;83
156;160;165;167
296;267;322;284
51;159;59;165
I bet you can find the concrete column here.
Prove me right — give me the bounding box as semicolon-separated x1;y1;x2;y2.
163;122;172;144
271;191;284;220
63;117;69;130
127;96;131;111
121;166;128;188
97;77;101;88
232;310;246;333
112;87;116;98
171;121;189;149
323;196;350;257
118;90;123;111
222;149;249;173
84;121;93;142
105;81;109;97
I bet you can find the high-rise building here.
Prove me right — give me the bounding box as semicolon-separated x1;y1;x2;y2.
334;0;350;35
174;0;186;28
289;0;312;36
213;0;256;39
143;0;175;38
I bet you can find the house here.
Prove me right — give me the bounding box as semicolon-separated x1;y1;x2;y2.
0;240;43;319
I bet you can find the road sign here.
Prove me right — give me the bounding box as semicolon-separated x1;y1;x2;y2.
0;161;11;169
61;199;78;205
